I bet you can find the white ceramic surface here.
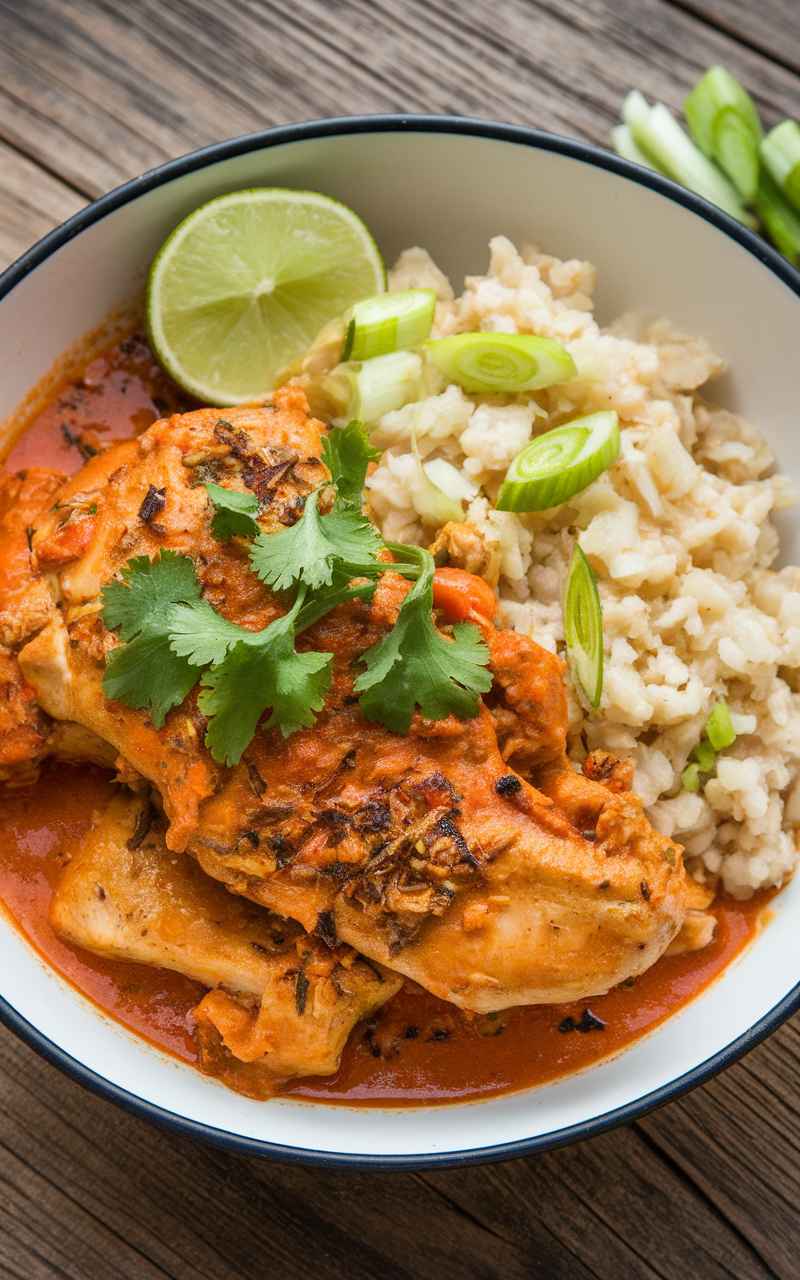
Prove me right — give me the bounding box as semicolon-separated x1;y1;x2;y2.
2;118;800;1167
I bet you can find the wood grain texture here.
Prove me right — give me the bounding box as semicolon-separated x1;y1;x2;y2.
2;2;800;1277
0;138;85;271
1;0;799;199
0;1013;794;1280
669;0;800;77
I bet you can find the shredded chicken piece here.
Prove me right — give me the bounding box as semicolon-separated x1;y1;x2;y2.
428;520;502;587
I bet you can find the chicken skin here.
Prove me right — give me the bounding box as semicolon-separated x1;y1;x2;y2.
0;388;704;1028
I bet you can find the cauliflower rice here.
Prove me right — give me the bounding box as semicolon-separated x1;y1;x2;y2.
365;235;800;899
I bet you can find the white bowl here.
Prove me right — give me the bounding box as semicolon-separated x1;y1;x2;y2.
2;117;800;1169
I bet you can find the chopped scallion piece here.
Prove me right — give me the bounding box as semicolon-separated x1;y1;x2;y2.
409;428;465;526
684;67;762;200
340;290;436;362
761;120;800;215
496;411;620;513
622;91;758;227
689;739;716;773
325;350;425;425
563;545;603;710
424;333;577;394
682;763;701;793
705;699;736;751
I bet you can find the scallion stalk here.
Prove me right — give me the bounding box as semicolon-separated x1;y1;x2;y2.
563;544;604;710
681;699;737;790
761;120;800;215
684;67;762;200
754;169;800;264
424;332;577;394
340;289;437;362
496;411;620;512
611;124;662;172
622;91;759;228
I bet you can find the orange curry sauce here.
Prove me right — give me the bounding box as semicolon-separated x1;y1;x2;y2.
0;331;771;1106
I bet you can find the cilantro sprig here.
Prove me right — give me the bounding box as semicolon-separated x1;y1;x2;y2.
249;490;382;592
198;588;334;766
99;422;493;763
101;552;202;729
321;417;380;508
355;544;492;734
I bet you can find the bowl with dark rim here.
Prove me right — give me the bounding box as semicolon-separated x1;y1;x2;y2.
2;115;800;1169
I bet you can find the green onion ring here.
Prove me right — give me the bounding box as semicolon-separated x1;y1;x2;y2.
496;411;620;512
341;290;436;363
424;332;577;394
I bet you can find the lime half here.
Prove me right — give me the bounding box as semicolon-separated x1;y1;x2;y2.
146;188;386;405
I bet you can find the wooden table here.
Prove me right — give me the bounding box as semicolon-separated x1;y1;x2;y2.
1;2;799;1275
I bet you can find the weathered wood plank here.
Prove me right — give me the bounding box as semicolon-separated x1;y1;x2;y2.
668;0;800;77
0;139;85;273
0;999;793;1280
425;1117;777;1279
0;1023;587;1280
640;1015;800;1279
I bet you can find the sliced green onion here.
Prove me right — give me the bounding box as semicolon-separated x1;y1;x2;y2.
496;411;620;513
340;290;436;363
681;700;736;790
611;124;662;172
423;457;480;505
622;91;758;228
684;67;762;200
323;350;425;425
563;544;603;710
689;739;716;773
424;333;577;394
755;170;800;264
409;428;465;526
761;120;800;215
705;699;736;751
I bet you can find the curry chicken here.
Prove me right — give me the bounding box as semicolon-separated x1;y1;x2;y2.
0;385;714;1097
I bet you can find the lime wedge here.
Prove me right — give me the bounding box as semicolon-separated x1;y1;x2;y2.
146;188;386;405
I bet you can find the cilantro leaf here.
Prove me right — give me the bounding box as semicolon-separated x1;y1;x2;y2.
101;551;201;639
205;482;259;541
103;634;200;728
198;607;333;766
167;600;265;667
354;546;492;734
322;419;380;508
249;490;382;592
100;551;203;728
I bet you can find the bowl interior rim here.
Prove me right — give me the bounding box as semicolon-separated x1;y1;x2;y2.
2;112;800;1169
